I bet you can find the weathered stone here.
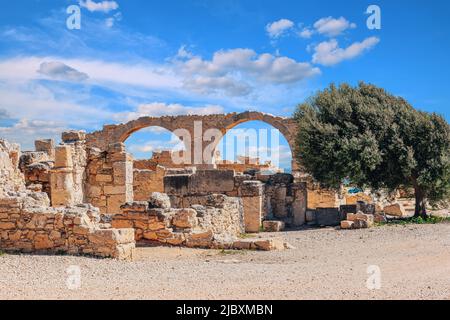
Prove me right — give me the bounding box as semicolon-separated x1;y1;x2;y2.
185;230;213;248
148;192;171;209
263;220;285;232
383;203;406;217
172;209;198;229
340;220;354;229
62;130;86;143
315;208;341;226
54;146;73;168
347;212;374;227
374;213;387;223
242;195;262;233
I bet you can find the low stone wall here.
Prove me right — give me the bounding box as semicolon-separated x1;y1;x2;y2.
0;192;135;259
164;170;307;231
112;193;244;247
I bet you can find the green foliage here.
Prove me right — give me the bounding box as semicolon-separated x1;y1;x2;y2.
376;216;450;226
294;82;450;215
218;249;244;255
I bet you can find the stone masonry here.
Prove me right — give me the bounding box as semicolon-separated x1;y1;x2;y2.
0;138;135;260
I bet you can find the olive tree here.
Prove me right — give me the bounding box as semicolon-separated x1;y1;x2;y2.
294;82;450;218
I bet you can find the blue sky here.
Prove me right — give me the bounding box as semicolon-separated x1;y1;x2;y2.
0;0;449;171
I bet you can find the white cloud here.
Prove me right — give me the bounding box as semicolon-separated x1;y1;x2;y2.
105;17;115;28
313;16;356;37
113;103;225;122
299;28;314;39
128;138;183;154
180;48;320;86
37;61;89;82
183;76;252;97
0;119;66;150
266;19;295;38
0;56;181;91
105;12;122;28
312;37;380;66
79;0;119;13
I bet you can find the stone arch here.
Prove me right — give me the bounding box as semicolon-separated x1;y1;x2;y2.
85;111;299;171
209;111;298;171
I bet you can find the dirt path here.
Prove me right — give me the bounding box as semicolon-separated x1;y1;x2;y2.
1;223;449;300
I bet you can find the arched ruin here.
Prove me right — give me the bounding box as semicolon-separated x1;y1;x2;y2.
86;111;299;171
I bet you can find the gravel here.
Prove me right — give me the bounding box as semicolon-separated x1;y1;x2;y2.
1;222;450;300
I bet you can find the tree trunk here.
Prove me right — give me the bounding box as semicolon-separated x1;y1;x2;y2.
414;186;427;218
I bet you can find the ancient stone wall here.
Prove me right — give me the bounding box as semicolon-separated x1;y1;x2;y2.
112;192;244;248
0;193;135;259
85;143;133;214
163;170;307;232
0;140;25;196
0;140;135;260
133;166;166;201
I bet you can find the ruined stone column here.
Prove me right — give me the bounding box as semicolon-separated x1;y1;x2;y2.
105;143;133;214
292;182;307;226
240;181;264;233
50;145;75;207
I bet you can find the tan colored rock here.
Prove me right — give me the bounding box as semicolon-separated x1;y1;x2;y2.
263;220;285;232
340;220;354;229
186;230;213;248
0;222;16;230
347;212;374;227
34;234;53;250
383;203;406;217
172;209;198;229
54;146;73;168
374;213;387;223
148;192;171;209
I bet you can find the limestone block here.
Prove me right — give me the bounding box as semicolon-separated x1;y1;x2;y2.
172;209;198;229
347;212;374;227
35;139;55;158
240;181;263;197
54;146;73;168
185;230;213;248
292;184;307;226
34;234;53;250
104;185;126;195
107;194;127;214
188;170;235;194
273;187;288;219
62;130;86;143
383;203;406;217
346;193;373;205
50;169;75;207
164;174;190;195
315;207;341;226
374;213;387;223
242;196;262;233
148;192;171;209
263;220;285;232
96;174;113;182
340;220;354;229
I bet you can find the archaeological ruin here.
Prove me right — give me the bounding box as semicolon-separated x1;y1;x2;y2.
0;111;417;259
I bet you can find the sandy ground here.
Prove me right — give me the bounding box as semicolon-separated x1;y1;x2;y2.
1;222;450;300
